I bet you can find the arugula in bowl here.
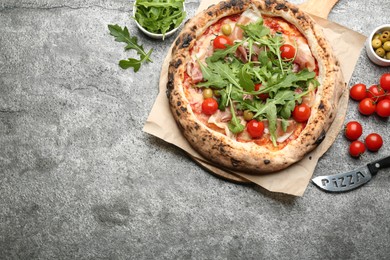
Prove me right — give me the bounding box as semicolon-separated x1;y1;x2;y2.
134;0;186;38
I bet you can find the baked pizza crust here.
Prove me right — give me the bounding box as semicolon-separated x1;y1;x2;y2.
167;0;345;173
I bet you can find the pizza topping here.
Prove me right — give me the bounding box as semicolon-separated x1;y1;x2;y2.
280;43;296;60
292;103;311;123
201;98;219;115
207;109;234;137
230;9;262;41
187;62;204;83
247;119;265;138
213;35;233;49
189;13;319;147
221;24;232;36
274;119;297;143
293;37;316;71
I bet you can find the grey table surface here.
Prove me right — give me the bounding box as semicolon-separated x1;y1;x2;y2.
1;0;390;259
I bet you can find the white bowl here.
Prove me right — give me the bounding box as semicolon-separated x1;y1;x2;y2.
133;3;185;40
365;24;390;67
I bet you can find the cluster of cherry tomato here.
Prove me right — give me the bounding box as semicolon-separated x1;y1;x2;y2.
349;73;390;117
345;72;390;157
345;121;383;157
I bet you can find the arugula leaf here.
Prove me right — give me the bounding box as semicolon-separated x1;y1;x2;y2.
239;18;270;40
241;20;284;72
134;0;186;36
280;99;296;119
281;119;290;133
197;59;227;88
108;24;153;72
265;103;278;146
119;52;152;72
228;104;245;134
209;60;241;88
239;63;255;92
209;42;242;62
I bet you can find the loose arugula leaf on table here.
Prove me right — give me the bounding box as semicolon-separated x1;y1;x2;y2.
108;24;153;72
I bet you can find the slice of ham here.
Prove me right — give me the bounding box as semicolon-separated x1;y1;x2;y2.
187;62;203;84
263;119;298;143
186;87;204;114
207;109;234;138
293;37;316;71
187;34;215;83
295;88;316;107
230;9;262;41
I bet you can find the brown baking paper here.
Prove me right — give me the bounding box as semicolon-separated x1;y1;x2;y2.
143;0;366;196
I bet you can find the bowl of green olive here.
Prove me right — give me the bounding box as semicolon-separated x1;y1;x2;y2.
366;24;390;67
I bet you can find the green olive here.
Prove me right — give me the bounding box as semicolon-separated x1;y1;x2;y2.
386;51;390;60
383;41;390;52
373;33;381;40
221;24;232;36
375;47;386;57
243;110;254;121
372;38;382;49
203;88;213;99
213;89;221;97
379;31;390;43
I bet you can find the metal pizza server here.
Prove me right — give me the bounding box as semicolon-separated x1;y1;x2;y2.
312;156;390;192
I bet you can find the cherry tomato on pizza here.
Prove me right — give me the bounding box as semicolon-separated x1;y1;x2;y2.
358;98;376;116
279;44;296;60
365;133;383;152
379;72;390;91
366;84;386;102
292;103;311;123
246;119;265;139
213;35;233;49
344;121;363;141
376;99;390;117
254;83;269;101
349;140;366;158
349;83;367;101
202;98;218;115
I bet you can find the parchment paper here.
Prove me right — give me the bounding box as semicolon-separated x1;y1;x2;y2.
143;0;366;196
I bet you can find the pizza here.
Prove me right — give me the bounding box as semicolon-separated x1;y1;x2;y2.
167;0;345;173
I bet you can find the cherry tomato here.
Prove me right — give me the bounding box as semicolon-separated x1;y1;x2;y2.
349;140;366;158
379;72;390;91
376;99;390;117
365;133;383;152
254;83;269;101
213;35;233;49
201;98;218;115
358;98;376;116
280;44;296;60
246;119;265;139
344;121;363;141
366;84;386;102
349;83;367;101
292;103;311;123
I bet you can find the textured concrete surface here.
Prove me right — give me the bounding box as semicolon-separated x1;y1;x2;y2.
1;0;390;259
